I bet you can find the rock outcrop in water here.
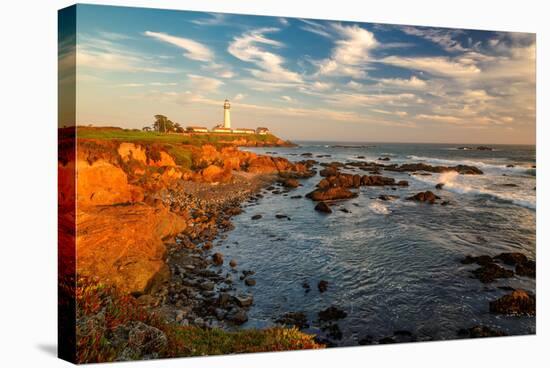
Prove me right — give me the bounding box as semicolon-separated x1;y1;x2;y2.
471;263;514;283
406;191;440;204
318;306;347;321
516;260;536;278
493;252;536;278
461;252;535;283
457;325;508;338
385;162;483;175
276;312;309;330
307;170;408;204
490;289;536;315
315;201;333;213
307;187;358;201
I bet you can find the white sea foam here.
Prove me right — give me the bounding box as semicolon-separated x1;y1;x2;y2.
412;172;536;210
369;201;391;215
405;155;533;174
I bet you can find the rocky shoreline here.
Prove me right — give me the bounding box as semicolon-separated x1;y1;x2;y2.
140;172;281;329
66;136;535;358
151;156;534;346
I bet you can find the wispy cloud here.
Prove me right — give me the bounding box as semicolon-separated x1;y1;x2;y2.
77;33;176;73
400;26;467;52
314;23;378;78
191;13;226;26
116;82;178;88
281;95;295;102
279;18;290;26
201;62;235;79
187;74;224;92
299;19;333;39
74;11;535;143
376;75;427;89
228;28;303;83
144;31;214;62
380;55;480;78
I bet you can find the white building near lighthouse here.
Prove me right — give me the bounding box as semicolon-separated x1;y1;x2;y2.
223;99;231;129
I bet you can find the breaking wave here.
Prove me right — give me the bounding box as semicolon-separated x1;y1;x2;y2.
412;172;535;210
406;155;534;174
369;201;391;215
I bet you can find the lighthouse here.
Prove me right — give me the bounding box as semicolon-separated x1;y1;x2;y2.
223;99;231;129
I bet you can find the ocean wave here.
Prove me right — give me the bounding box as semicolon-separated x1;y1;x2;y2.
369;201;391;215
405;155;533;173
443;147;502;152
412;173;535;210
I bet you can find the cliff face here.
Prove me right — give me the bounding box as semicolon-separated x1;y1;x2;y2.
62;138;308;295
77;159;144;206
76;204;185;295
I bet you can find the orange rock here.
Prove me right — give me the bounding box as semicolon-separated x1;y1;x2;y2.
118;143;147;164
223;156;242;171
160;167;183;184
306;187;358;201
200;164;232;183
149;151;176;167
77;159;144;206
247;156;279;174
76;203;186;295
58;161;76;209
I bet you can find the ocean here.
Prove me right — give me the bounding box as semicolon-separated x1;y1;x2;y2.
220;142;536;344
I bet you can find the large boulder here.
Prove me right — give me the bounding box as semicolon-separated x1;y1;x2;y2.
489;289;536;315
461;255;494;266
77;159;144;206
360;175;396;186
212;252;224;266
386;162;483;175
471;263;514;283
516;260;536;278
76;203;186;295
200;164;232;183
276;312;309;330
226;308;248;325
315;202;332;213
320;166;340;177
457;325;508;338
280;178;300;188
118;143;147;164
493;252;527;265
318;306;347;321
493;252;535;278
406;191;440;204
149;151;177;167
306;187;358;201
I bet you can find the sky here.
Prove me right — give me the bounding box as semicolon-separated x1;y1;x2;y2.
59;4;536;144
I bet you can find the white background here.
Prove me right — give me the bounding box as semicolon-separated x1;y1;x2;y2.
0;0;547;366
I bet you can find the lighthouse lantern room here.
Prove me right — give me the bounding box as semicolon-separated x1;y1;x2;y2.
223;99;231;129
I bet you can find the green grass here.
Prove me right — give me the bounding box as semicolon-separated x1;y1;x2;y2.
76;126;283;146
75;278;323;363
167;325;323;357
164;144;193;168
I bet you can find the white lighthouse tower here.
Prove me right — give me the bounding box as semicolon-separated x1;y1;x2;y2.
223;99;231;129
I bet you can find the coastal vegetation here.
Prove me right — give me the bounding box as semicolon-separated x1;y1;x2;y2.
59;125;535;362
60;126;318;362
76;278;322;363
77;126;287;146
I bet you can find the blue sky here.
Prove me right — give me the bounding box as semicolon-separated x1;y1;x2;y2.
61;4;536;143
